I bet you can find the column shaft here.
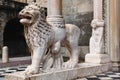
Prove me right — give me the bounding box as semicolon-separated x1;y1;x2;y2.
110;0;120;71
94;0;103;20
47;0;62;16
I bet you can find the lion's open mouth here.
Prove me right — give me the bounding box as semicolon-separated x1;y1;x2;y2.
20;15;32;20
19;14;34;25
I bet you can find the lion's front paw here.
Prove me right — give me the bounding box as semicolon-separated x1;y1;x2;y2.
62;60;78;69
24;65;39;75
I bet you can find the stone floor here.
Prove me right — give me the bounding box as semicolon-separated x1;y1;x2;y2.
0;56;31;68
0;66;120;80
0;66;27;80
77;71;120;80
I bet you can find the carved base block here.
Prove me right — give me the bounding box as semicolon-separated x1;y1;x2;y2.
5;63;112;80
112;62;120;71
85;54;110;64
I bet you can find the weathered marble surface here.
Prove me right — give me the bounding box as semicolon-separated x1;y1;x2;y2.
19;2;80;75
2;46;9;63
85;54;110;64
5;63;112;80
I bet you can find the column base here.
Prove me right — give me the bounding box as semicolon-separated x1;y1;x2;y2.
112;62;120;71
85;53;110;64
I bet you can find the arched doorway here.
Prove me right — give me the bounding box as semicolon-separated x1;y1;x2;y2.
3;18;29;57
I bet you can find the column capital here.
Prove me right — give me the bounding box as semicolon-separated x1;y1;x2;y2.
91;19;104;28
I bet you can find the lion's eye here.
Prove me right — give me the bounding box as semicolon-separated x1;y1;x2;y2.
28;7;33;10
34;9;37;10
34;6;39;10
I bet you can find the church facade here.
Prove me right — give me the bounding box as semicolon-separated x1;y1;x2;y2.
0;0;120;71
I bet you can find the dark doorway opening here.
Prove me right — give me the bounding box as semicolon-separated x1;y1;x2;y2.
3;18;30;58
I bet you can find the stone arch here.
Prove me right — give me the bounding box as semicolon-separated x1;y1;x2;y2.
3;17;29;57
0;12;7;56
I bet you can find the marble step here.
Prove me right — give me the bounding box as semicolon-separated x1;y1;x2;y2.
5;63;112;80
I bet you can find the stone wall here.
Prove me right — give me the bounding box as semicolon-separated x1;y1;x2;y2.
36;0;47;7
0;1;28;57
62;0;93;46
0;10;18;57
27;0;47;7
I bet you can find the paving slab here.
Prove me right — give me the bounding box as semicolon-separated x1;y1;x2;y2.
5;63;112;80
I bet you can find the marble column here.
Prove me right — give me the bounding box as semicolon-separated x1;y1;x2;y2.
47;0;62;15
85;0;110;64
46;0;64;68
110;0;120;71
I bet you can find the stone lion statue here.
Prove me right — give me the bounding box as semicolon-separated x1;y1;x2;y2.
19;3;80;75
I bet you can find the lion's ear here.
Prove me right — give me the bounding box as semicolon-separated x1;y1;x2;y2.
38;5;41;9
40;7;45;12
39;7;47;19
29;2;39;7
29;2;35;5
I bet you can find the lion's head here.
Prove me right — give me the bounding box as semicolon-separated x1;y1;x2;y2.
19;3;47;26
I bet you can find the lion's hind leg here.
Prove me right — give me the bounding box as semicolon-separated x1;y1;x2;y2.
62;39;79;68
62;24;80;68
51;41;63;69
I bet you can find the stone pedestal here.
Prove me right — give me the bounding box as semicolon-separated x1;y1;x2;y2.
85;54;110;64
5;63;112;80
2;46;9;63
